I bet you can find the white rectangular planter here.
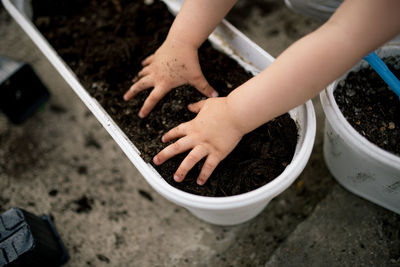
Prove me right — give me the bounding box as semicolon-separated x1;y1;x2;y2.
3;0;316;225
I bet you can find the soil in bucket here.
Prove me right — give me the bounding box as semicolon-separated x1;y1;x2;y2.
334;56;400;156
31;0;298;197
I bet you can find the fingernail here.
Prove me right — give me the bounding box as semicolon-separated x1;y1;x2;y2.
174;174;181;182
211;91;218;97
153;156;159;165
138;111;144;118
197;179;204;186
123;94;128;101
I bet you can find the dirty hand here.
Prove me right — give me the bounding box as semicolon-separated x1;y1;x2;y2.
123;40;218;118
152;97;244;185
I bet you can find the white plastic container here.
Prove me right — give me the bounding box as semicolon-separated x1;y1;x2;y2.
3;0;316;225
320;45;400;215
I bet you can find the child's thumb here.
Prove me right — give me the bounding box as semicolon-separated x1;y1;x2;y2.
188;100;206;113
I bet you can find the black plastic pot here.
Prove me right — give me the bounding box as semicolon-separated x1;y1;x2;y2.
0;208;69;266
0;56;50;124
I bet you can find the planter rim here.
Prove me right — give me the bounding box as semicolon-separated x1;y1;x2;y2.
320;47;400;169
2;0;316;210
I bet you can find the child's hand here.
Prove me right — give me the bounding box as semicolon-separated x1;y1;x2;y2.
123;40;218;118
152;97;245;185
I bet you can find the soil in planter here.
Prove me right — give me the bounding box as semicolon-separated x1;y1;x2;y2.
334;56;400;156
31;0;298;197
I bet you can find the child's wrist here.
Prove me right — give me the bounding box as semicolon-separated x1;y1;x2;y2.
225;96;253;136
165;30;202;50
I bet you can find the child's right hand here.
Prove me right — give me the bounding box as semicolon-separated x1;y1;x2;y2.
153;97;246;185
123;39;218;118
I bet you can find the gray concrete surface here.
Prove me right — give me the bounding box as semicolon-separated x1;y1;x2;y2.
265;185;400;267
0;1;399;266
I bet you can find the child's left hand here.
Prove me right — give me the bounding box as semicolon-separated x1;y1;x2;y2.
152;97;245;185
123;39;217;118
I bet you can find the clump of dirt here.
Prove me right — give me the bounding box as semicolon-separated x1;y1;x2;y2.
32;0;298;196
73;195;93;213
334;56;400;156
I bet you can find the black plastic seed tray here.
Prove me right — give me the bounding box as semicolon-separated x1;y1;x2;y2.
0;208;69;267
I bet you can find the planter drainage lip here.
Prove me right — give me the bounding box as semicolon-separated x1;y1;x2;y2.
320;63;400;169
3;0;316;219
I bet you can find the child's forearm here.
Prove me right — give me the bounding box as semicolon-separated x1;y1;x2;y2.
227;0;400;134
166;0;238;49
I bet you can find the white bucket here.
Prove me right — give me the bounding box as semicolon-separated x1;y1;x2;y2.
320;45;400;215
3;0;316;225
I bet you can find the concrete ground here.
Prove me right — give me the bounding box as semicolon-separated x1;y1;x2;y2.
0;1;399;266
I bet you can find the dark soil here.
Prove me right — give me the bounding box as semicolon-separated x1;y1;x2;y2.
334;57;400;156
32;0;298;197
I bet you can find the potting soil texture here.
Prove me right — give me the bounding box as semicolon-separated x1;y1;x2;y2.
334;57;400;156
31;0;298;197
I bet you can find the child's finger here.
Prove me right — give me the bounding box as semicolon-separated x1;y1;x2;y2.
137;66;151;78
188;100;206;113
161;123;188;143
197;155;219;185
138;86;169;118
173;146;208;182
123;76;153;101
192;76;218;98
131;76;139;83
153;136;193;165
141;55;154;66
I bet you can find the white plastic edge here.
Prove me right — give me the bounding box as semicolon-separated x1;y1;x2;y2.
3;0;316;209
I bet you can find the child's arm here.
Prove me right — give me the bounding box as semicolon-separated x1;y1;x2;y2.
123;0;237;118
154;0;400;185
